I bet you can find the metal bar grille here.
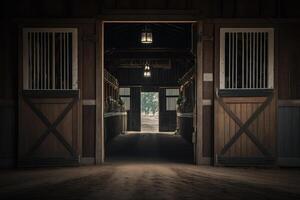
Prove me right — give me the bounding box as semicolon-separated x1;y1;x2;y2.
220;28;274;90
23;28;78;90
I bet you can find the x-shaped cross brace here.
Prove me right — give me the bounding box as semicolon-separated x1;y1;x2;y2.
217;94;273;157
23;96;78;157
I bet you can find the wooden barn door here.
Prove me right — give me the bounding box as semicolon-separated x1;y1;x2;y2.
18;28;80;167
214;28;277;166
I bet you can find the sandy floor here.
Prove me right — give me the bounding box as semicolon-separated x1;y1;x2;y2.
1;133;300;200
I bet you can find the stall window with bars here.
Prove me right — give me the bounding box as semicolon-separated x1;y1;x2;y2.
220;28;274;89
23;28;78;90
119;87;130;111
166;88;179;111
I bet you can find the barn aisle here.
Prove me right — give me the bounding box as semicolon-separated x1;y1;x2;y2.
0;164;300;200
106;132;194;163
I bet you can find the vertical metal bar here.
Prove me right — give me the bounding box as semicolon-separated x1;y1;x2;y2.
44;32;46;89
63;33;66;89
253;32;256;89
246;33;248;88
41;32;44;89
37;32;40;89
40;32;43;90
60;33;63;89
41;32;43;90
263;33;267;88
39;32;41;90
242;32;244;89
47;33;50;89
256;32;259;89
33;33;36;89
66;33;69;89
235;32;238;88
40;32;42;90
28;32;31;89
228;32;231;88
259;33;262;88
52;32;56;89
249;33;252;88
252;32;255;88
262;32;265;88
233;32;235;88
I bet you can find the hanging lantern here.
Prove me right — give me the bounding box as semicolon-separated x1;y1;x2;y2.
141;26;153;44
143;62;151;77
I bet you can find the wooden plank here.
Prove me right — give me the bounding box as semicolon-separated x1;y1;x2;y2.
83;106;96;157
224;101;231;155
279;100;300;107
95;20;104;164
22;96;78;157
218;95;273;157
203;106;212;157
82;24;97;99
218;89;273;97
196;21;203;165
223;97;265;103
22;90;79;98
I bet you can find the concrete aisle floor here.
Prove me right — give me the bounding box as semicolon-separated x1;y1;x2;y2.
0;133;300;200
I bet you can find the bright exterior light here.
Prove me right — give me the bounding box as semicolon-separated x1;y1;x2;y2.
143;63;151;77
141;28;153;44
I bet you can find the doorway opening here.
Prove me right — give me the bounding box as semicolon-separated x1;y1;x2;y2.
141;92;159;132
103;22;197;164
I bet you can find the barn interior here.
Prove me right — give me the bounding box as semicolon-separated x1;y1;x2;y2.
1;0;300;199
103;23;195;163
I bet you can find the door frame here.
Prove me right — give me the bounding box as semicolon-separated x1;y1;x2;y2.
95;17;204;164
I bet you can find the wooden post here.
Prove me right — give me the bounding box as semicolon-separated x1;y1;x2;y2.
195;21;204;165
95;20;104;164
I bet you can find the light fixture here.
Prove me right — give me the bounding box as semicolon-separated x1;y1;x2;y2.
143;62;151;78
141;26;153;44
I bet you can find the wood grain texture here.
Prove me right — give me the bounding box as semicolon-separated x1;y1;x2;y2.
82;106;96;157
18;96;79;166
215;96;276;161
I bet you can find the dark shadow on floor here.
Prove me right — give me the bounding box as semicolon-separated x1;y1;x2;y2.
105;132;194;164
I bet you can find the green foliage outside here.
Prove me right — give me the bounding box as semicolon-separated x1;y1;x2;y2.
141;92;159;116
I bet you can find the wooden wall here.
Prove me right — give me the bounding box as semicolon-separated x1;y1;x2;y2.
0;20;18;167
127;87;141;131
81;22;98;161
1;0;300;167
201;23;215;160
278;24;300;100
277;23;300;166
2;0;300;19
278;106;300;163
159;88;177;132
0;20;99;167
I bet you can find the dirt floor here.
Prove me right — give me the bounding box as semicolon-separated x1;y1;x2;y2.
141;114;159;132
1;133;300;200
